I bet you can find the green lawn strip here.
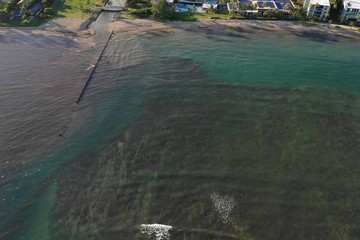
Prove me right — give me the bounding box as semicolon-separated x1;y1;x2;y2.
119;1;232;21
119;0;151;19
0;19;46;27
51;0;104;19
194;8;230;20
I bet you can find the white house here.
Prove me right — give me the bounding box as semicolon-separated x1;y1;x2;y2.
341;0;360;22
303;0;330;20
202;1;219;11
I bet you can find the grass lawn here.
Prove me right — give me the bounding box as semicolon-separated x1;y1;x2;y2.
172;9;231;21
0;0;105;26
51;0;105;18
119;0;151;20
119;5;232;21
119;12;137;20
194;8;231;20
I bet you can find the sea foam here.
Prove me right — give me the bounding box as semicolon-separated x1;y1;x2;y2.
210;192;235;224
140;223;172;240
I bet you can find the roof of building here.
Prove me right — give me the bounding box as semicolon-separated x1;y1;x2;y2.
238;0;253;4
308;0;330;6
256;1;276;8
202;1;219;8
29;3;43;15
343;0;360;9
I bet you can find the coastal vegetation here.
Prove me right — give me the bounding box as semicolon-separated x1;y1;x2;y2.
51;0;105;18
0;0;105;26
118;0;360;29
1;0;358;27
329;0;342;21
120;0;308;21
151;0;173;20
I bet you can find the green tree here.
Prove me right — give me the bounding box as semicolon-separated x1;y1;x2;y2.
151;0;172;20
218;0;229;6
41;0;50;6
43;7;53;14
126;0;136;8
245;3;254;10
328;0;341;21
263;9;279;17
284;3;292;11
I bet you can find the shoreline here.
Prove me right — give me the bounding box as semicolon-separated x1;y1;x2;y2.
108;18;360;39
1;17;360;40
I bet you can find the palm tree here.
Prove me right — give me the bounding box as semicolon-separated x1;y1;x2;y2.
261;1;267;8
247;3;254;10
284;3;292;11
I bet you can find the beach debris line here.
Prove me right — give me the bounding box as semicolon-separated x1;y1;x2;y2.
140;223;173;240
210;192;236;225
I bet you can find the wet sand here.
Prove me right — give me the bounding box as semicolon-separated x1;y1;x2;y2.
107;18;360;39
2;17;359;42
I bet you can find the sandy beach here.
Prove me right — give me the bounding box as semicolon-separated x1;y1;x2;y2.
2;17;359;41
107;18;360;39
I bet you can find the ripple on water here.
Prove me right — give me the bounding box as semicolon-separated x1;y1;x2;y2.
1;27;360;240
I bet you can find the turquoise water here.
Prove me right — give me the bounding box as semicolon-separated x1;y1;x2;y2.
1;25;360;240
175;4;202;12
149;29;360;91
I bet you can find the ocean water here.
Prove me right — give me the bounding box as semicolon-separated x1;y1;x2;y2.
1;23;360;240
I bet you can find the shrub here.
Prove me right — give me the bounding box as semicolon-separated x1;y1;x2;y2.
95;1;102;7
172;12;196;21
36;12;51;19
126;0;136;8
130;7;151;17
43;7;52;15
151;0;173;20
21;19;30;25
41;0;50;6
0;10;9;23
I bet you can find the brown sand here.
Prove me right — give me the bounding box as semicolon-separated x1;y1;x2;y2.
107;18;360;39
2;17;359;41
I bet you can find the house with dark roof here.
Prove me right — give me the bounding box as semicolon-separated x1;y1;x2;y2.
227;0;294;13
29;3;43;16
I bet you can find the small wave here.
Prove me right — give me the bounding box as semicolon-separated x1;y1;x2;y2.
210;192;235;225
140;223;172;240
